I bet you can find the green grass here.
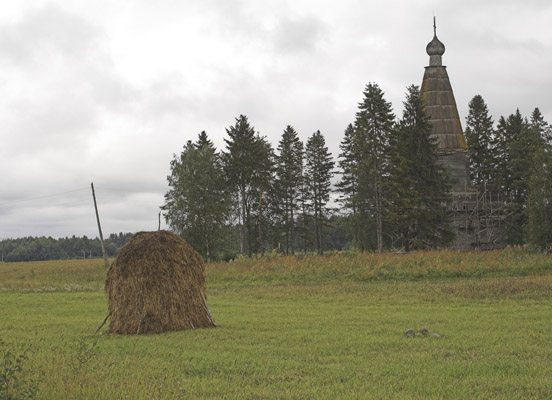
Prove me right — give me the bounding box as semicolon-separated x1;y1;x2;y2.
0;259;107;293
1;251;552;399
1;248;551;292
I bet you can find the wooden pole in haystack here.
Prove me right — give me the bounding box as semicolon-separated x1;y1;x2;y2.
91;182;109;268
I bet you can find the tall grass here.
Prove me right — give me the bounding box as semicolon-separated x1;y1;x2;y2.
207;248;552;287
1;248;551;293
0;259;106;293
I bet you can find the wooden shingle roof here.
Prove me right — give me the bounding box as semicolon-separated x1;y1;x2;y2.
421;33;467;152
420;21;470;190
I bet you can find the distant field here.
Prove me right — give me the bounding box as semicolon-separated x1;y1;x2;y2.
1;248;551;292
1;250;551;399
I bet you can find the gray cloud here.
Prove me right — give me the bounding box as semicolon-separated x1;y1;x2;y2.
0;5;136;156
1;1;551;239
0;4;100;67
0;4;163;237
272;16;328;54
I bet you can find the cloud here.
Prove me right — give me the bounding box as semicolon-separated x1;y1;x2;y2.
0;4;100;68
0;4;163;237
0;4;135;159
272;16;328;54
1;1;552;240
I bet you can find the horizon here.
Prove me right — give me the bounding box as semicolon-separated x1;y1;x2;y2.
2;1;551;240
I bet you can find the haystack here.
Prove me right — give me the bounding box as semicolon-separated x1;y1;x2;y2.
105;230;216;334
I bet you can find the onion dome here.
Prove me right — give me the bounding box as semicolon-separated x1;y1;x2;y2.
426;17;445;66
426;35;445;57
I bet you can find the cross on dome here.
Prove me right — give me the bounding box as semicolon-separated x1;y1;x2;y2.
426;17;445;66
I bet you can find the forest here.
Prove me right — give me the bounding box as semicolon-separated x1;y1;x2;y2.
162;84;552;260
0;233;133;262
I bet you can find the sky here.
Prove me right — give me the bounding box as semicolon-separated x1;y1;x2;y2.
1;0;551;240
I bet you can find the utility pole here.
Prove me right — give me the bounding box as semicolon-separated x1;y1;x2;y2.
91;183;109;268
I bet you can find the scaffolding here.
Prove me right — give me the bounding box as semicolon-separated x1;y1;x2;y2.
448;182;508;250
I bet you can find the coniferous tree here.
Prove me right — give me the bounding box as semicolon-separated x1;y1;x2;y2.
353;83;395;253
163;131;230;260
195;130;212;149
529;108;552;146
297;160;312;253
386;85;454;251
248;135;275;255
304;130;334;255
465;95;495;185
274;126;304;254
494;111;524;244
528;147;552;251
493;115;513;194
223;115;268;256
494;109;545;244
336;123;360;247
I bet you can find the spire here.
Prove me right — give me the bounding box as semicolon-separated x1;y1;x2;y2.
426;17;445;66
421;16;468;182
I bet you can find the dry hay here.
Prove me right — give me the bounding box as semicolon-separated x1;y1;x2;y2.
105;230;216;334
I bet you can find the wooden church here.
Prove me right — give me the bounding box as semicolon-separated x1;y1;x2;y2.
420;19;505;250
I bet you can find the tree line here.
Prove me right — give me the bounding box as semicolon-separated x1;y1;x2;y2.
164;84;459;260
5;85;550;263
162;121;337;260
163;83;552;260
0;233;133;262
464;96;552;248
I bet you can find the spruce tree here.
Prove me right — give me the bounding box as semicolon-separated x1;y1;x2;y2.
196;130;213;149
274;126;304;254
353;83;395;253
492;116;512;194
163;131;230;260
336;123;360;247
297;160;312;253
223;115;268;256
530;108;552;146
495;109;545;244
248;135;274;255
528;147;552;251
494;112;524;244
465;95;495;185
304;130;334;255
386;85;454;250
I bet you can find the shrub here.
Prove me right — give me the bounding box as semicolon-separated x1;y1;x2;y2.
0;339;38;400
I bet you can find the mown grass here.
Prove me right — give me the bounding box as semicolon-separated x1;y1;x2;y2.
1;250;551;399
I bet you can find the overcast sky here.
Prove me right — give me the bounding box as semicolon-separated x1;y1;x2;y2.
1;0;551;240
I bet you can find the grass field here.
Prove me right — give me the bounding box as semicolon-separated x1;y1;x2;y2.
1;250;551;399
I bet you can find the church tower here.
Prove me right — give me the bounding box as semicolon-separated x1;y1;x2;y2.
417;18;505;250
420;19;478;249
420;18;470;191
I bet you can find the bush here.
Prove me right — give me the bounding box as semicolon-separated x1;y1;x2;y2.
0;339;38;399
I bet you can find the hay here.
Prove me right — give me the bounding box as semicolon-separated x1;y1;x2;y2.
105;230;216;334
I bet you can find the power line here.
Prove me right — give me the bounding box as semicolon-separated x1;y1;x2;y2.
0;187;89;207
95;186;165;196
94;186;138;193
